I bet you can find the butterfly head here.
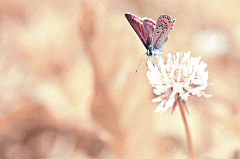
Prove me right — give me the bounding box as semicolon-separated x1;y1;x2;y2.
146;45;153;56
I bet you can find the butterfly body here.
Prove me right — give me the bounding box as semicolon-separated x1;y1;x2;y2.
125;13;176;57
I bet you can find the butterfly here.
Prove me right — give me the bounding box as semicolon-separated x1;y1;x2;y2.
125;13;176;72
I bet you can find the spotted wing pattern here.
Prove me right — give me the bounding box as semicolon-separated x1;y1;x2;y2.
152;14;176;50
125;13;155;49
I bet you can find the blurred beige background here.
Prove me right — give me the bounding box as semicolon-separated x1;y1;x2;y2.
0;0;240;158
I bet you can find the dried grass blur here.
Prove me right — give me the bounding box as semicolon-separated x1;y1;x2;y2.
0;0;240;158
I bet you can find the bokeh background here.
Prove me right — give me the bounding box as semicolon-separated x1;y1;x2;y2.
0;0;240;158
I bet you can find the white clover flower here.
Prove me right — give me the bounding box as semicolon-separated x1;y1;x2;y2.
147;51;213;114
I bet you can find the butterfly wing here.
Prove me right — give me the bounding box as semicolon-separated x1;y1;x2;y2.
143;18;156;48
125;13;155;49
152;14;176;50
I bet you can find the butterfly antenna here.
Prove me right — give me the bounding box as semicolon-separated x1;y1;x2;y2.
135;53;146;73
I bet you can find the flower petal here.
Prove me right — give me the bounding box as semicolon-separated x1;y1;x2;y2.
147;51;212;114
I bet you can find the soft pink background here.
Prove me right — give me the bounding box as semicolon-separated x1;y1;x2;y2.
0;0;239;158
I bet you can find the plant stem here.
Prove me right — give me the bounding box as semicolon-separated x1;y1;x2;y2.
178;99;195;159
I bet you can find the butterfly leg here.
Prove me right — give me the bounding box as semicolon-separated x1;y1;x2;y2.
162;49;169;54
145;56;155;67
146;56;150;66
153;56;156;67
162;49;172;57
180;51;183;61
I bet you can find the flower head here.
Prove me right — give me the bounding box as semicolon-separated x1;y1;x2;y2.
147;51;213;114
